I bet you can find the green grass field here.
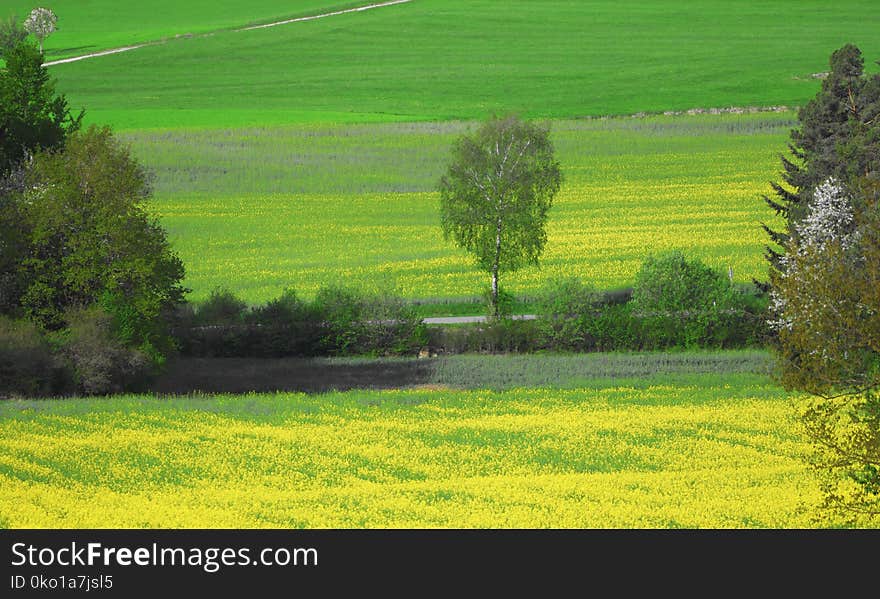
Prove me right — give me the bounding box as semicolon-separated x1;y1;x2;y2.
4;1;355;60
0;371;823;528
31;1;879;129
121;113;791;302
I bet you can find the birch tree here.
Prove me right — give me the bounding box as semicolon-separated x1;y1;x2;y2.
439;115;562;317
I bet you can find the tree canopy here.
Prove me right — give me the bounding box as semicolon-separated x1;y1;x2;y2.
439;115;562;315
0;38;82;175
23;7;57;55
762;44;880;270
6;126;187;360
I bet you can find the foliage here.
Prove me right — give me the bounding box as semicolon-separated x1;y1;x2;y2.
762;44;880;270
0;14;27;57
358;292;428;356
194;288;248;326
312;286;426;356
530;259;767;352
0;316;64;397
312;285;365;355
769;178;880;523
630;252;768;348
439;115;562;315
0;165;29;315
179;286;426;358
537;278;602;350
480;286;517;321
56;305;152;396
13;126;187;362
0;38;82;175
631;251;737;314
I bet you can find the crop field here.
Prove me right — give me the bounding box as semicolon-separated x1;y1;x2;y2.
41;1;880;129
4;0;877;535
153;350;774;394
123;113;792;302
21;1;878;302
3;0;357;60
0;372;822;528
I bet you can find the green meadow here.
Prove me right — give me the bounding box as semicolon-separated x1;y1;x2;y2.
4;0;357;59
40;0;880;129
3;1;878;530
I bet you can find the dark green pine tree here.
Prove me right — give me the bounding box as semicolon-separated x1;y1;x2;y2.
761;44;873;271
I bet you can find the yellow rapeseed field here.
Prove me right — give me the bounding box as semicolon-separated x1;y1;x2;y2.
0;381;823;528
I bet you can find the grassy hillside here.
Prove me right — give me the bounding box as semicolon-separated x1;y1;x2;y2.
122;113;790;302
0;373;820;528
2;1;356;59
41;0;880;129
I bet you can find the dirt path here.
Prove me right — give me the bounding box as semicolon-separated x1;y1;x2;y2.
423;315;537;325
43;0;413;67
239;0;412;30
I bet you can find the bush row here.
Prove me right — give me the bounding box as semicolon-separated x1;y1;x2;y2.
2;253;772;397
174;252;770;359
173;287;427;358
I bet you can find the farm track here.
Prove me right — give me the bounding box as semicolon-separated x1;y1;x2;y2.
43;0;413;67
423;315;537;324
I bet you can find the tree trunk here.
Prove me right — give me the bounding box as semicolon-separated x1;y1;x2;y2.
491;221;502;318
491;262;499;318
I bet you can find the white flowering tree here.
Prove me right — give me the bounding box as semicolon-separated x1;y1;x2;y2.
23;7;57;55
770;177;880;524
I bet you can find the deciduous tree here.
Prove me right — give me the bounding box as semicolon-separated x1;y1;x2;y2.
770;177;880;524
14;126;187;361
439;115;562;317
23;7;56;55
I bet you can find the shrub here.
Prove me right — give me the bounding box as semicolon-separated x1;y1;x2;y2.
247;288;324;357
59;306;152;395
632;251;736;314
249;288;311;326
176;287;427;358
537;278;602;350
313;285;365;355
481;286;517;321
428;319;541;354
99;289;175;366
0;316;65;397
631;252;758;348
360;293;428;356
195;288;248;326
534;266;767;352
